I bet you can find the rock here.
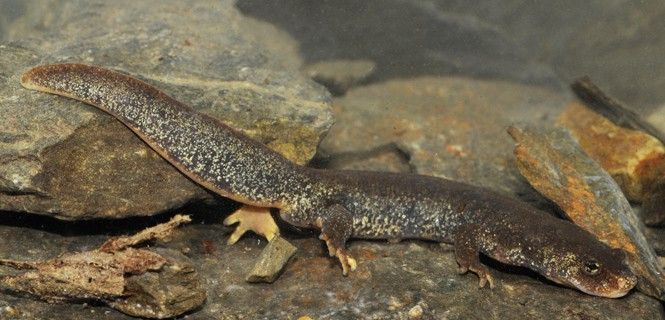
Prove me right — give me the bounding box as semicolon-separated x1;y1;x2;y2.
642;180;665;226
557;102;665;226
319;77;568;201
0;0;332;219
558;101;665;202
428;0;665;113
0;215;204;319
569;76;665;144
240;0;665;113
0;215;661;319
108;248;206;319
508;125;665;300
303;59;376;95
245;236;297;283
237;0;560;88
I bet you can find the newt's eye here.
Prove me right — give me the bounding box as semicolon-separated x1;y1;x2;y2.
583;260;601;275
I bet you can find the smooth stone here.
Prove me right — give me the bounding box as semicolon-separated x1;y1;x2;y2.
245;236;298;283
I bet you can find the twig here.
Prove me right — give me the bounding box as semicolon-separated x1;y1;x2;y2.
571;76;665;143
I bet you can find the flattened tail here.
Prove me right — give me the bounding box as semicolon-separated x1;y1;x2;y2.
21;64;289;209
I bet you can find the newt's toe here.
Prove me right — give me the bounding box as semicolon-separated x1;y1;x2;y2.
319;233;357;275
336;249;357;276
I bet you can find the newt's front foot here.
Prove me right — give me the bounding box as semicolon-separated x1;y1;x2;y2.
312;204;356;275
458;263;495;288
223;205;279;244
454;224;496;289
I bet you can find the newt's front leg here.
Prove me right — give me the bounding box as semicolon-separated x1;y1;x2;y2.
223;205;279;244
454;224;495;288
281;203;357;275
316;204;357;275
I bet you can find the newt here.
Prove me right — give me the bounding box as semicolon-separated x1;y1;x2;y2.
20;64;637;298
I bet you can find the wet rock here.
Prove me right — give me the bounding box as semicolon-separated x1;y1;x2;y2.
241;1;665;113
108;248;206;319
570;76;665;144
509;125;665;300
0;216;661;319
642;180;665;226
0;0;332;219
320;77;568;200
237;0;560;88
431;0;665;113
303;59;376;95
0;215;203;319
644;226;665;256
245;236;297;283
558;101;665;202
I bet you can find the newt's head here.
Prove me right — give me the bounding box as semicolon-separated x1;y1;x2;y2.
523;219;637;298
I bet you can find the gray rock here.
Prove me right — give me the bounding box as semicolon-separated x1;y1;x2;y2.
237;0;560;89
320;77;567;201
108;248;207;319
245;236;297;283
0;0;332;219
426;0;665;113
0;218;661;319
239;0;665;114
303;59;376;95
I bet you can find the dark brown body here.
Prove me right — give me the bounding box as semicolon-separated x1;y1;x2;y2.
21;64;637;298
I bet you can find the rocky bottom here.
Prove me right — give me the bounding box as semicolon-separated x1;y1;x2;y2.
0;209;660;320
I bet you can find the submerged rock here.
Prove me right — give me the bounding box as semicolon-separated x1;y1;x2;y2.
0;215;204;319
509;125;665;301
245;236;298;283
0;0;332;220
237;0;560;88
319;76;567;201
303;59;376;95
0;216;661;319
558;102;665;202
108;248;206;319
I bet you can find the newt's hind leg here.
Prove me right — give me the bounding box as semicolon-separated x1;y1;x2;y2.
223;205;279;245
454;224;495;288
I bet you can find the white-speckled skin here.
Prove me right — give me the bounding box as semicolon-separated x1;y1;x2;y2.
21;64;313;208
21;64;637;298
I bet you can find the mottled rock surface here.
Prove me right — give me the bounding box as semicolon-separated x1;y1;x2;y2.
239;0;665;114
245;236;297;283
0;212;661;320
238;0;560;89
509;125;665;300
0;0;332;219
319;76;567;201
558;102;665;202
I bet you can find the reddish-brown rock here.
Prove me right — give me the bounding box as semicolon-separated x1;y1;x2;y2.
557;102;665;202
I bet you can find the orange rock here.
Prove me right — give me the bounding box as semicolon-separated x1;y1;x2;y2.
557;102;665;202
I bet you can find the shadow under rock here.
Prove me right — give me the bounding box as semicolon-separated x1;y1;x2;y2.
0;196;238;237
